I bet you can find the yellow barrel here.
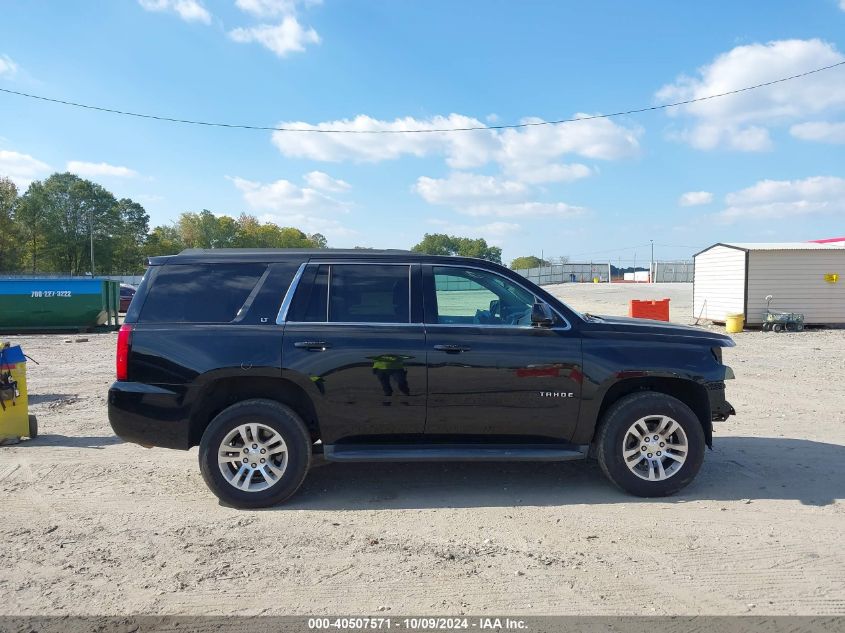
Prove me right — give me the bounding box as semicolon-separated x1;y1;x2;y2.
725;313;744;333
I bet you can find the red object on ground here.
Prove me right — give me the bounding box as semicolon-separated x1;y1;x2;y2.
629;299;670;321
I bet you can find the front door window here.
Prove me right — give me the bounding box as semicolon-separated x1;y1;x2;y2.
432;266;537;326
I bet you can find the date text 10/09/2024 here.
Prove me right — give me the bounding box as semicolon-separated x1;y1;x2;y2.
308;618;528;630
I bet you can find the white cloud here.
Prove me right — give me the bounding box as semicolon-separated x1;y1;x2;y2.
303;170;350;192
459;201;586;218
272;114;497;166
229;15;320;57
717;176;845;222
0;54;18;78
0;150;50;188
138;0;211;23
271;113;638;183
235;0;320;17
427;218;521;246
228;174;352;238
497;116;639;182
790;121;845;144
841;0;845;10
66;161;139;178
507;162;593;184
657;39;845;151
413;172;585;219
414;172;528;206
679;191;714;207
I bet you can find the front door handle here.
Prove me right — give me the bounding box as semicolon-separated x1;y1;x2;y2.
433;344;471;354
294;341;331;351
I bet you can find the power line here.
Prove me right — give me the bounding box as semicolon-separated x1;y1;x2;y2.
1;61;843;134
570;243;653;257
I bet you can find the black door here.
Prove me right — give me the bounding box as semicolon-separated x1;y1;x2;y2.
282;263;426;444
423;264;582;441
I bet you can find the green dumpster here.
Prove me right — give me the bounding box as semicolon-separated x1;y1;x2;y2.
0;279;120;332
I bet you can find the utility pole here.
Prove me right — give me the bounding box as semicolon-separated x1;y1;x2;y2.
650;239;654;283
89;207;95;277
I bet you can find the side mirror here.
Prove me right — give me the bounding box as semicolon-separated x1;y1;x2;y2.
531;302;554;327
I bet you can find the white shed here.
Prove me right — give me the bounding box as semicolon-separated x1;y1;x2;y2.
693;242;845;326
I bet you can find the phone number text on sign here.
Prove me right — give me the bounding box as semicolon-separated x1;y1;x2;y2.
31;290;72;297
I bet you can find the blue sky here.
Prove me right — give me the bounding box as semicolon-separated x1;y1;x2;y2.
1;0;844;265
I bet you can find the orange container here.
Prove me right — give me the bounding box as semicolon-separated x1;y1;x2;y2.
629;298;670;321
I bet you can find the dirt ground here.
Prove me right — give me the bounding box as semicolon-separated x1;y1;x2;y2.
1;282;843;616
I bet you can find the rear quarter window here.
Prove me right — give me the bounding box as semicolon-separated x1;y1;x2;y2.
139;263;267;323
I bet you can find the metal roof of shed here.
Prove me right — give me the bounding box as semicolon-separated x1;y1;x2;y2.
694;242;845;257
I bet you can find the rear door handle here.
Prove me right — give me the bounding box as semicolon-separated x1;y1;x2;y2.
294;341;331;351
433;344;471;353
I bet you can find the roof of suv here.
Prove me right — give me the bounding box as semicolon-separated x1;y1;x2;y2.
149;248;501;267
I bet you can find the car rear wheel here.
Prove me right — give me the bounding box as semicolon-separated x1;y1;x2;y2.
199;399;311;508
595;392;705;497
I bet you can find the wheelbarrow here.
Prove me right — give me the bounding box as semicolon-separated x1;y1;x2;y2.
761;295;804;333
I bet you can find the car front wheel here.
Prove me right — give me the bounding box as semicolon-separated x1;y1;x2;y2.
595;392;705;497
199;399;311;508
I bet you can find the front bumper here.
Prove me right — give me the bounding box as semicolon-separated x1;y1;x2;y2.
108;381;192;449
706;379;736;421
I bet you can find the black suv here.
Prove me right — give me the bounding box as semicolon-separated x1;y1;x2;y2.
109;249;735;508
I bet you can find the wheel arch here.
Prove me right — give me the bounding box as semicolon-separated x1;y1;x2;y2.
594;377;712;448
188;375;319;447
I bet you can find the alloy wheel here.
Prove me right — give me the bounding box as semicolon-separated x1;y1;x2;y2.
622;415;688;481
218;422;289;492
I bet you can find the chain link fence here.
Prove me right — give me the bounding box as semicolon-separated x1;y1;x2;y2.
514;261;694;285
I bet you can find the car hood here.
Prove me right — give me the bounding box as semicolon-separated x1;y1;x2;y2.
581;314;735;347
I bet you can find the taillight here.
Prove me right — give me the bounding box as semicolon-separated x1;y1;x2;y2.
116;324;133;381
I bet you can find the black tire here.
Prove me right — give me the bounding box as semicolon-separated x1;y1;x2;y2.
595;392;706;497
27;414;38;439
199;399;311;508
773;323;784;333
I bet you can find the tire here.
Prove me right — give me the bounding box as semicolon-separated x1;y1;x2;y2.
27;414;38;439
199;399;311;508
773;323;784;333
595;392;706;497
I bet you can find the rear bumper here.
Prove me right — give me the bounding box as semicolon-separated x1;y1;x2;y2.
108;381;192;449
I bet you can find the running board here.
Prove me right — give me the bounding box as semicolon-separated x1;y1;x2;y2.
323;443;588;463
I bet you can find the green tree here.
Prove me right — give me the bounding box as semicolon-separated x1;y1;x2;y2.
178;210;237;248
15;173;148;274
308;232;328;248
15;180;50;272
411;233;502;264
147;212;327;255
144;224;184;257
0;177;21;272
509;255;549;270
111;198;151;273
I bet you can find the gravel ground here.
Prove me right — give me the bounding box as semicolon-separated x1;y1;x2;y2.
1;282;843;615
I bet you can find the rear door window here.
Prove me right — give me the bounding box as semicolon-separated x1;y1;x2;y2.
329;264;410;323
139;263;267;323
288;263;410;323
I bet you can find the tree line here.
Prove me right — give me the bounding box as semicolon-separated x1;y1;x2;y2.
0;173;329;274
0;171;532;274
